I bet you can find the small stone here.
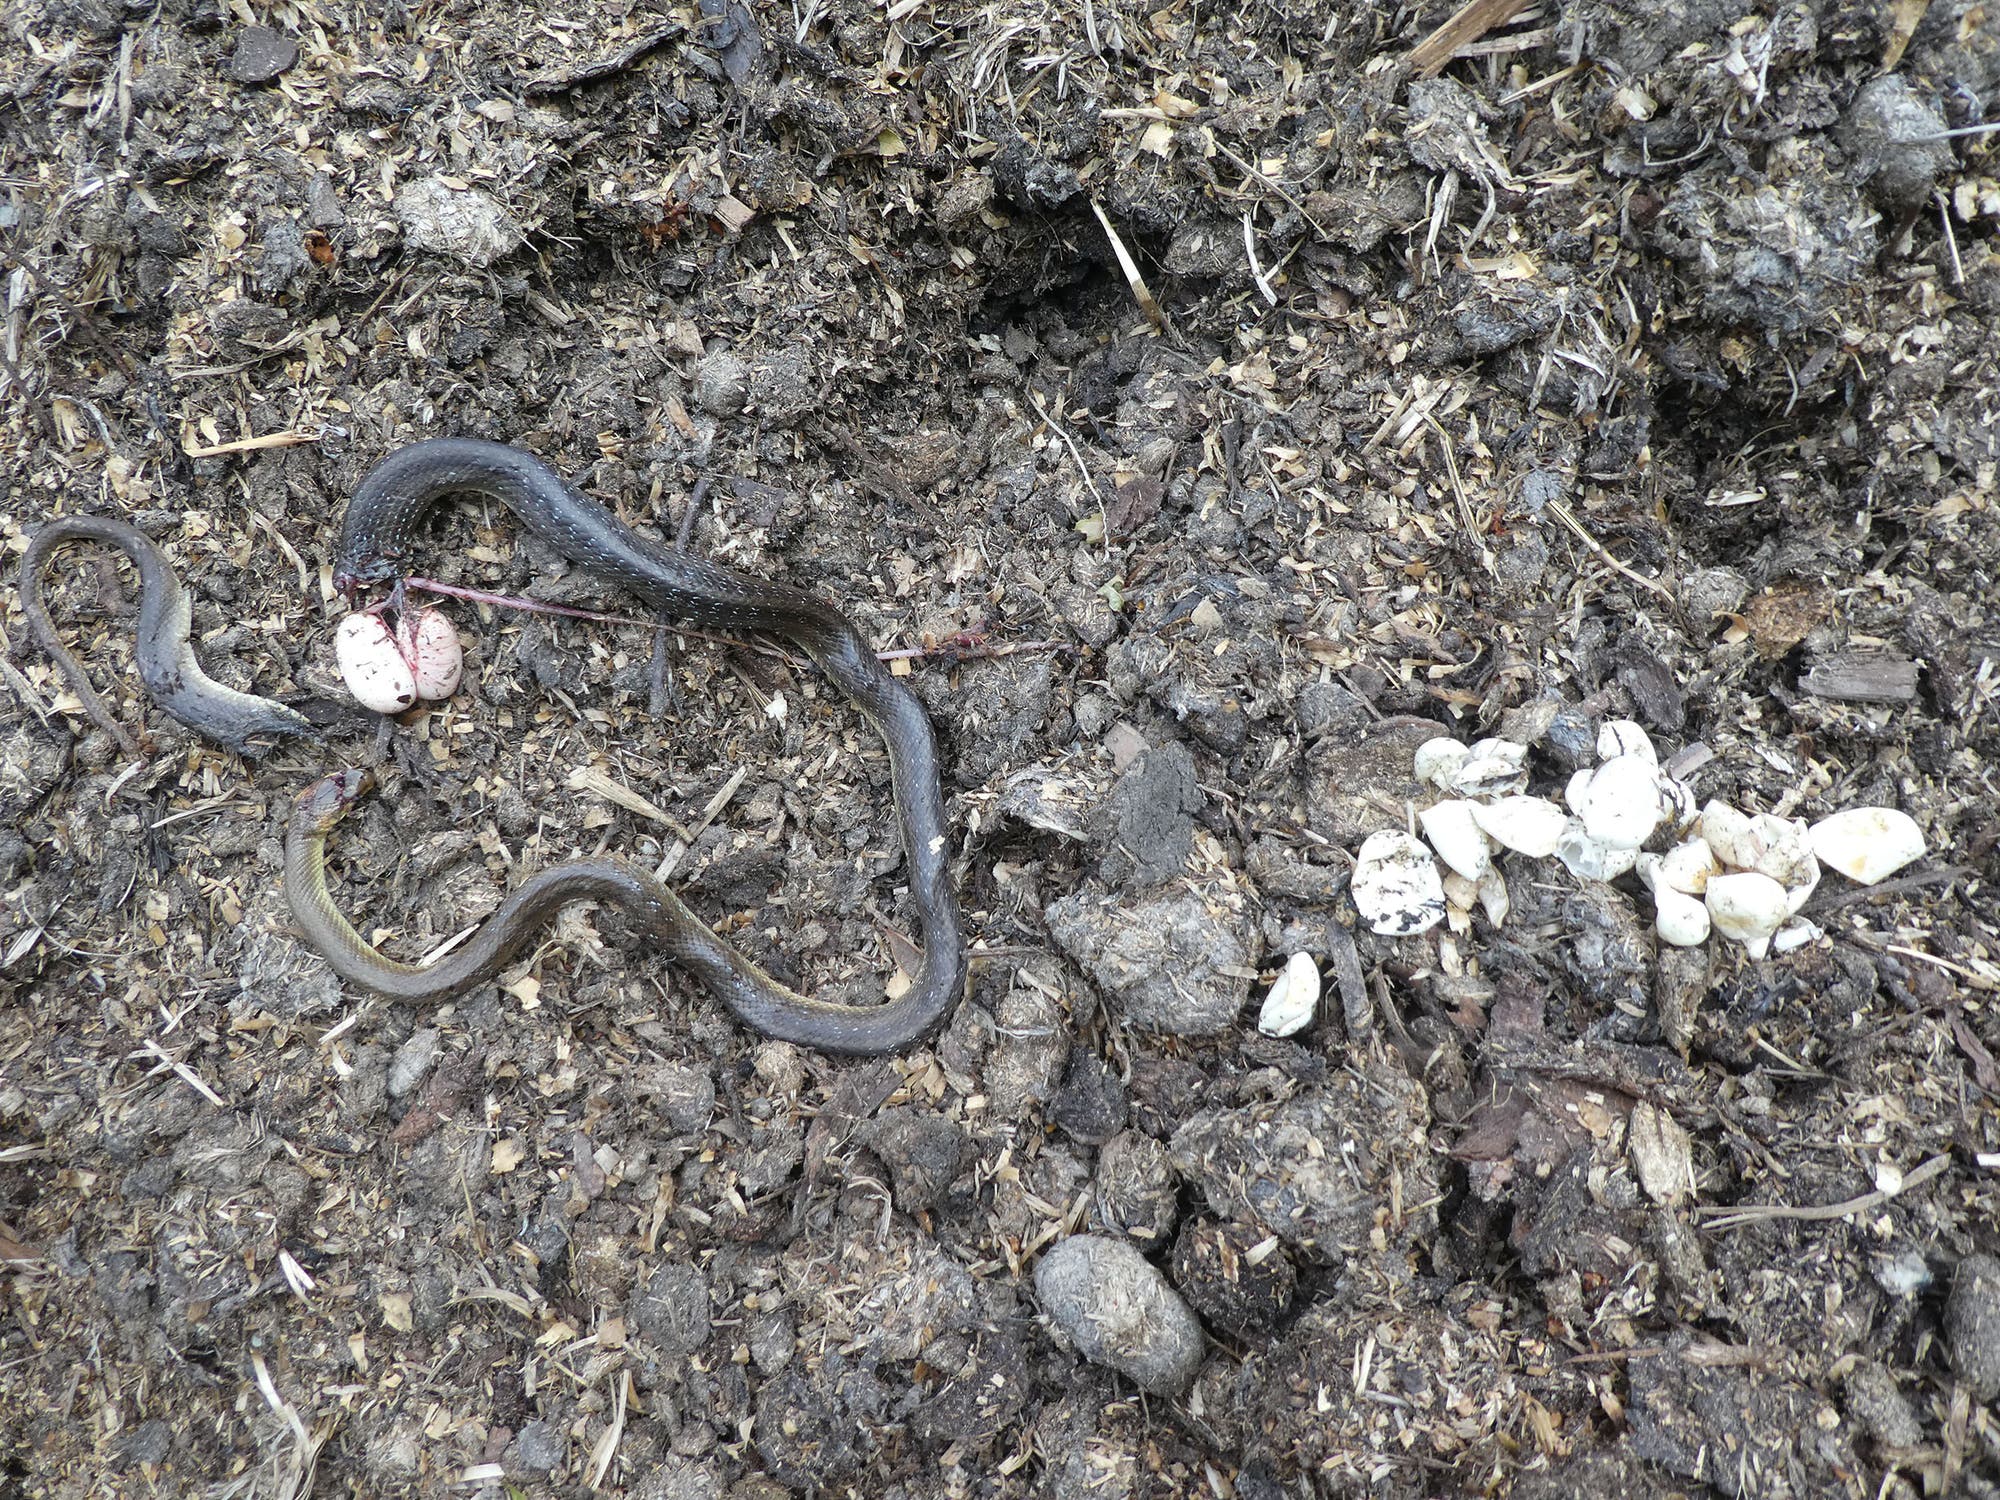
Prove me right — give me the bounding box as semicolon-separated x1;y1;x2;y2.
1808;807;1926;886
1417;799;1490;880
1256;952;1321;1038
1470;795;1567;857
1034;1235;1204;1397
1350;831;1446;937
1705;871;1789;959
224;25;297;84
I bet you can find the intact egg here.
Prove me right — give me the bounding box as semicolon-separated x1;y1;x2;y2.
335;613;418;715
396;606;464;701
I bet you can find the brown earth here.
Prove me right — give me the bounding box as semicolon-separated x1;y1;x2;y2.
1;0;1997;1495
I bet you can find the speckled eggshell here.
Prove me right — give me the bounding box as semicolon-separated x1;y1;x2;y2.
335;613;418;715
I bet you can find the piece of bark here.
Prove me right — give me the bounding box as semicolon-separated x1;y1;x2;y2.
1800;650;1919;703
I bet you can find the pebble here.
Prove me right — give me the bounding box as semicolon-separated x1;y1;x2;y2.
1350;831;1446;936
1034;1235;1205;1397
1471;794;1568;857
1256;952;1320;1037
1417;798;1490;880
224;25;297;83
1704;871;1790;959
1808;807;1926;885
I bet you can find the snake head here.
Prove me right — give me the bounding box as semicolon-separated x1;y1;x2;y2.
295;767;377;830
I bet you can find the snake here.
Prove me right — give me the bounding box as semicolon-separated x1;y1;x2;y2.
287;436;966;1055
18;515;316;755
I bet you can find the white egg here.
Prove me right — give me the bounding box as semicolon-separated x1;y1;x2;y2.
1569;753;1667;848
396;606;464;701
335;613;418;715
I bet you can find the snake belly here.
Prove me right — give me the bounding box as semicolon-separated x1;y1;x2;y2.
19;515;314;755
297;437;966;1055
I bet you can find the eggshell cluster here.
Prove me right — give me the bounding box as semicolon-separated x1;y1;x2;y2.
1343;717;1930;966
335;607;464;715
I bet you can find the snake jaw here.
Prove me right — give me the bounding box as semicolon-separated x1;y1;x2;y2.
297;767;377;828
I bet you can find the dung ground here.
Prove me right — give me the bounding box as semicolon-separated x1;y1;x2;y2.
1;0;1997;1496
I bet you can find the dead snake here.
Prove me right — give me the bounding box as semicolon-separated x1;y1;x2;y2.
287;437;966;1055
18;515;314;755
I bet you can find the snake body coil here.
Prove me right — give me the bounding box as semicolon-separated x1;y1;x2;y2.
19;516;314;755
291;437;966;1055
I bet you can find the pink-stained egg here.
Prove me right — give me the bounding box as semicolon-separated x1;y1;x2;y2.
335;613;418;715
395;606;463;701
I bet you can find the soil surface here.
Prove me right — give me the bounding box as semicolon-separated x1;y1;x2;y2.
2;0;1998;1496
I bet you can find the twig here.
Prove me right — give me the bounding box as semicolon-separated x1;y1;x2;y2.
1546;498;1674;601
1695;1153;1951;1229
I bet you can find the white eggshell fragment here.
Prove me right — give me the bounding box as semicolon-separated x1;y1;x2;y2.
396;606;464;701
1568;753;1667;848
1471;795;1568;858
1444;737;1529;800
1352;831;1447;937
1256;952;1321;1038
1413;737;1469;789
335;613;418;715
1808;807;1927;886
1554;822;1641;882
1657;838;1722;895
1772;918;1822;954
1705;871;1789;959
1597;718;1657;764
1418;799;1491;881
1476;866;1511;927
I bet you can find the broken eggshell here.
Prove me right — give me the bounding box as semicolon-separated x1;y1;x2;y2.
1351;831;1447;937
1413;737;1469;790
1471;795;1568;858
1554;821;1642;883
1808;807;1926;886
1442;737;1529;800
1656;837;1722;895
335;613;418;715
1705;871;1789;959
1597;718;1657;764
1256;952;1321;1038
1418;799;1492;881
1566;753;1675;849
